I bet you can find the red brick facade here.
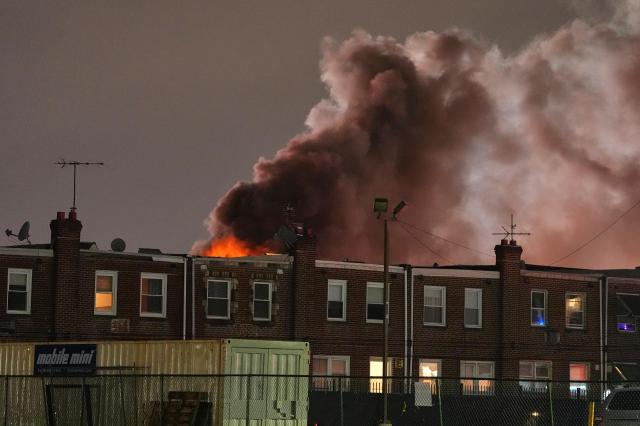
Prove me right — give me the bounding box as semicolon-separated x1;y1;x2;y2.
1;212;639;383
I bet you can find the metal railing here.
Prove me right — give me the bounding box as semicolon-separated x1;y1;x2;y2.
0;374;633;425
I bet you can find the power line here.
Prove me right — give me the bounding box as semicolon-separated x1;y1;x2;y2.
551;197;640;265
398;220;493;258
398;222;452;263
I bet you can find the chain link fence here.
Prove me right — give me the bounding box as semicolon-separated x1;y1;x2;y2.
0;374;632;425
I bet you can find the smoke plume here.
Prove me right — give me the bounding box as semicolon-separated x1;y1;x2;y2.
194;0;640;268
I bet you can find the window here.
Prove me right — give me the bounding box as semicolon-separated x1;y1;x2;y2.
312;356;350;390
94;271;117;315
570;363;589;398
7;268;31;314
424;286;446;326
369;357;393;393
460;361;494;395
531;290;547;327
464;288;482;328
616;293;640;332
566;292;586;329
519;361;552;391
366;282;384;323
327;280;346;321
140;273;167;318
207;279;231;319
419;359;441;393
253;281;271;321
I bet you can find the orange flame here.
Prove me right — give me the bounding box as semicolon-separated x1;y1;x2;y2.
202;235;268;258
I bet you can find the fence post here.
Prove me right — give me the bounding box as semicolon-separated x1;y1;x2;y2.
3;376;7;426
548;382;555;426
339;376;344;426
245;374;252;426
437;378;443;426
160;375;164;426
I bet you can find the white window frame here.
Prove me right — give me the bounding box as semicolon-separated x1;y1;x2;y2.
327;279;347;321
139;273;167;318
424;286;446;326
7;268;32;315
366;282;384;324
519;360;552;391
94;270;117;316
616;293;639;333
460;361;494;395
206;279;231;320
566;292;586;329
464;288;483;328
531;289;547;327
569;362;589;398
369;356;393;393
253;281;272;322
419;359;442;392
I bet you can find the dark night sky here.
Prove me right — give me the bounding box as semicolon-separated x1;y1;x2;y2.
1;1;577;254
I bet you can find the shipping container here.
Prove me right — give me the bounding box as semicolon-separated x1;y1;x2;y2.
0;339;309;426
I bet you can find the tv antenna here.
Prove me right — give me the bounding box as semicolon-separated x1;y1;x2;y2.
492;213;531;243
55;160;104;211
5;221;31;245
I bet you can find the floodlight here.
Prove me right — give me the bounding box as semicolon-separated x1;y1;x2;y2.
373;198;388;214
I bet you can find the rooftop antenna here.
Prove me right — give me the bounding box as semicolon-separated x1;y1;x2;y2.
5;221;31;245
55;160;104;211
492;213;531;243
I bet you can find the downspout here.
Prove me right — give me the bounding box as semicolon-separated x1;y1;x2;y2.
604;276;609;383
183;257;188;340
404;264;408;378
192;257;196;339
409;265;414;379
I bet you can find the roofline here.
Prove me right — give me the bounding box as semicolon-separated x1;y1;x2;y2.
0;247;53;257
80;249;185;264
315;260;405;274
412;267;499;279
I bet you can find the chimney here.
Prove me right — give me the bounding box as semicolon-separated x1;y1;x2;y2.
50;210;83;339
291;229;317;340
494;238;524;381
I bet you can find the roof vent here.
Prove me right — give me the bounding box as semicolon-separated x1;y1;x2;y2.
138;248;162;254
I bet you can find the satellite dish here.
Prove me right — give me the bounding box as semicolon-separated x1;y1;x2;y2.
4;221;31;244
275;226;298;249
17;222;30;242
111;238;126;252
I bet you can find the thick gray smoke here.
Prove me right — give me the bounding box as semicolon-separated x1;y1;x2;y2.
195;1;640;268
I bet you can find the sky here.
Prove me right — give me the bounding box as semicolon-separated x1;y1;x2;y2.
1;1;606;262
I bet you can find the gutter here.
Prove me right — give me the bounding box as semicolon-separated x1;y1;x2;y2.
182;257;188;340
192;257;196;339
403;265;407;378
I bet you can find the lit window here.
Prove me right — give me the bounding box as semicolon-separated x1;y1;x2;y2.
460;361;494;395
519;361;552;391
327;280;347;321
531;290;547;327
419;359;441;393
566;293;586;329
369;357;393;393
94;271;117;315
253;282;271;321
7;268;31;314
207;280;231;319
424;286;446;326
464;288;482;328
312;356;350;390
366;282;384;323
570;363;589;398
140;273;167;318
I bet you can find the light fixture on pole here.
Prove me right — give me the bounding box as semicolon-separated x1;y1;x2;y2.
374;198;406;426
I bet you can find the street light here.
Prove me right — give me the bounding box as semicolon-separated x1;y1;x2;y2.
373;198;406;426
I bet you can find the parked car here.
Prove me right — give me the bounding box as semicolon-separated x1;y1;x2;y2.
597;386;640;425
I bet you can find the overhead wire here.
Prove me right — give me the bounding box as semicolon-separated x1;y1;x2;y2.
550;197;640;265
397;221;452;263
398;219;493;259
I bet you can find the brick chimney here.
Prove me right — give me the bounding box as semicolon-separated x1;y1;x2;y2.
50;210;82;339
495;239;523;380
292;231;317;340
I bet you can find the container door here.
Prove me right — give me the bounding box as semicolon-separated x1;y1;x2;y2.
266;349;308;423
224;347;268;421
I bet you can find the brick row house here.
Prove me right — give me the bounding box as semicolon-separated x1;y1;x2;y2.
2;211;640;393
